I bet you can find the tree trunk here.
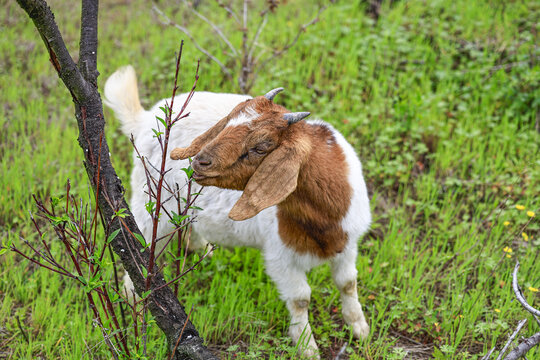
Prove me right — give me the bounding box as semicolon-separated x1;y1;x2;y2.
15;1;217;359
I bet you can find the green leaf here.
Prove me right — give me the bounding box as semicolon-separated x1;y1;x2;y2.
107;229;121;244
50;196;61;208
114;208;128;219
181;165;194;178
90;270;103;283
151;128;164;138
141;290;151;299
156;115;167;127
47;214;70;226
141;266;148;278
107;288;119;302
134;233;147;248
171;254;183;262
169;211;190;226
0;248;8;256
2;237;13;249
145;201;156;214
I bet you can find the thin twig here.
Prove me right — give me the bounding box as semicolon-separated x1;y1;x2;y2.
481;346;496;360
169;305;195;360
512;262;540;319
16;316;29;343
255;4;327;78
153;244;216;292
182;0;238;56
495;319;527;360
247;12;268;62
334;342;348;360
215;0;241;24
93;319;121;360
153;5;233;77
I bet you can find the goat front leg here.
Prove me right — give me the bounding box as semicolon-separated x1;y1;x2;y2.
265;259;319;359
331;252;370;339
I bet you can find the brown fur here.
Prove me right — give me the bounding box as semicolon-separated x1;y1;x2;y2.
277;122;351;258
170;95;352;258
292;299;310;312
342;280;357;296
170;97;284;160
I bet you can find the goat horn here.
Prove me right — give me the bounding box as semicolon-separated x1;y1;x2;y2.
283;112;310;125
264;87;284;101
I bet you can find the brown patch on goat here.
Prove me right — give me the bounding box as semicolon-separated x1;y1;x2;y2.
229;137;306;220
172;96;352;258
170;97;284;160
277;122;352;258
228;118;311;220
342;280;357;296
292;299;310;313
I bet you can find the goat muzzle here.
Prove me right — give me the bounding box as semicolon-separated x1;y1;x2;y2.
193;153;212;168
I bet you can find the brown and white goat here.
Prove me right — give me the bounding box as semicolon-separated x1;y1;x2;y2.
104;66;371;359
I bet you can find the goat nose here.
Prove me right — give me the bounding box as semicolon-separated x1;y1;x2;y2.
194;154;211;167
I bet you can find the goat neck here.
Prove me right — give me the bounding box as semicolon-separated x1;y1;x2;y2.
276;121;352;258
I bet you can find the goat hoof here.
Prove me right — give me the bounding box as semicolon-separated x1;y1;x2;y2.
300;346;320;359
352;320;370;340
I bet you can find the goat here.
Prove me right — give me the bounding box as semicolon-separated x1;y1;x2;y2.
104;66;371;358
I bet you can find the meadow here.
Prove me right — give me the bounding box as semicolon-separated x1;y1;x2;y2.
0;0;539;359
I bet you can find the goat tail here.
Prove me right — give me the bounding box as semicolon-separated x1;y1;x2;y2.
103;65;145;137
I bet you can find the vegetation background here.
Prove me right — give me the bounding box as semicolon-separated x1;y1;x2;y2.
0;0;538;358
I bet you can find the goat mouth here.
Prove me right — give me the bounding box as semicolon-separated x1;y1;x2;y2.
192;171;213;181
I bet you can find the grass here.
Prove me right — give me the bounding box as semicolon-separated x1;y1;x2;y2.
1;0;539;359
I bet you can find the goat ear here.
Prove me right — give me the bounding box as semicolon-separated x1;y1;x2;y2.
170;116;229;160
229;141;308;221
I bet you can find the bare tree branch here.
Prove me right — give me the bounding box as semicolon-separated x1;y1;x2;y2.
79;0;99;84
155;1;328;93
247;12;268;63
503;332;540;360
16;0;90;102
481;346;496;360
513;261;540;320
483;261;540;360
215;0;241;24
15;0;218;358
495;319;528;360
153;4;233;78
182;0;238;57
254;4;328;82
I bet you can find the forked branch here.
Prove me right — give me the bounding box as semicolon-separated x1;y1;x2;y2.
153;1;329;93
484;261;540;360
15;0;217;358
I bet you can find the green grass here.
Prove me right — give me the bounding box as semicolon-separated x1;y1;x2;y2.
1;0;539;359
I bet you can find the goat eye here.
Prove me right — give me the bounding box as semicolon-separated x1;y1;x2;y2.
250;147;266;155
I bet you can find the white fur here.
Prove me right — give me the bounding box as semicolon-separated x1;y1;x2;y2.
226;106;259;127
104;66;371;358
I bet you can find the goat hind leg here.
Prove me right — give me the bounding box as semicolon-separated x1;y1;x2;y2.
331;255;369;339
